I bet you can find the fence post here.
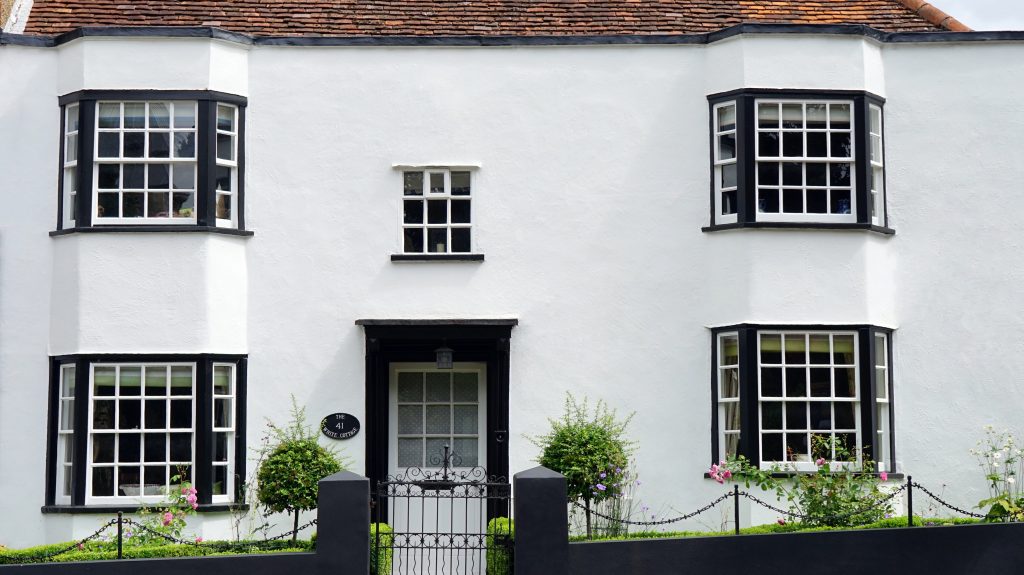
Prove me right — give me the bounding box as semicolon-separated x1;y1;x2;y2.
316;470;370;573
733;485;740;535
117;511;123;559
514;466;568;575
906;475;913;527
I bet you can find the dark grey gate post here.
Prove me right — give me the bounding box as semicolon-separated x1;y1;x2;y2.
514;466;568;575
316;470;370;573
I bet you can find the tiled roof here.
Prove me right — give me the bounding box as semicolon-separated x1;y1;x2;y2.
22;0;968;37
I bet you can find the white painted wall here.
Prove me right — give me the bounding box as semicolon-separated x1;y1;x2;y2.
1;33;1023;545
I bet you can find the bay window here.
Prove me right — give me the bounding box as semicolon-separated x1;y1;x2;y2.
707;90;889;232
45;355;246;510
711;325;894;472
55;91;247;234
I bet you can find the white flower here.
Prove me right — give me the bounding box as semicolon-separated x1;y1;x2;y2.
994;452;1002;460
1008;477;1016;485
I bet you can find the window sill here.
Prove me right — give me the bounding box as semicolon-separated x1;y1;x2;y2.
41;503;248;514
702;222;895;235
50;226;254;237
391;253;484;262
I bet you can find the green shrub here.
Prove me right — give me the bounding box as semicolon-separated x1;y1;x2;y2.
0;539;314;564
486;517;514;575
530;394;635;538
257;398;348;542
370;523;393;575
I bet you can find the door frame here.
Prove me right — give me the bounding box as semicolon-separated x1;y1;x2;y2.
358;319;516;490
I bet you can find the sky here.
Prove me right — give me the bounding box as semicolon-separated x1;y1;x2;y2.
932;0;1024;31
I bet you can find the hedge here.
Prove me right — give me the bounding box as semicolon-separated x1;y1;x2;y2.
370;523;393;575
486;517;514;575
569;516;981;542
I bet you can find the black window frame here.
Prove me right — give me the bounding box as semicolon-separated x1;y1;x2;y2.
704;89;892;235
43;353;248;513
709;324;895;471
53;90;251;237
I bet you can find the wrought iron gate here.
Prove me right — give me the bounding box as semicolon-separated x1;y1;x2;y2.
373;447;513;575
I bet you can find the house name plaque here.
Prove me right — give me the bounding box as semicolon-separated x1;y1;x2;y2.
320;413;360;440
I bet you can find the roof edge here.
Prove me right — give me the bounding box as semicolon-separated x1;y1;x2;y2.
896;0;971;32
4;23;1023;49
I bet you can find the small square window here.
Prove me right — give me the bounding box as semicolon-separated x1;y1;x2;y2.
399;169;475;256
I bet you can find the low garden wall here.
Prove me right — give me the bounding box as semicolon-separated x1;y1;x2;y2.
0;470;370;575
568;522;1024;574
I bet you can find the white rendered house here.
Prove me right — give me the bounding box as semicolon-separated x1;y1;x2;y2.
2;0;1023;546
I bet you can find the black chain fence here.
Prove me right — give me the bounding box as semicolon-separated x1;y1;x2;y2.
570;475;992;535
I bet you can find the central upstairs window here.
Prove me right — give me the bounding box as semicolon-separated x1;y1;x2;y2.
708;90;888;232
402;169;473;255
57;91;247;233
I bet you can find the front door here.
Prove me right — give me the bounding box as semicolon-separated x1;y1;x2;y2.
385;363;489;574
388;363;487;476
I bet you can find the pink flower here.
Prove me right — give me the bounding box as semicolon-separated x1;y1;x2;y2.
191;501;199;510
710;464;720;475
722;470;733;480
714;475;724;484
879;471;888;482
182;486;190;495
186;493;198;505
77;543;84;550
195;536;203;543
189;486;198;496
777;519;786;526
815;458;826;466
162;512;174;526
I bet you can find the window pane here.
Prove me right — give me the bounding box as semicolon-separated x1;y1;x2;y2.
758;163;779;185
426;438;448;464
174;132;196;158
452;373;477;401
721;163;736;188
214;365;232;395
782;103;803;129
124;133;145;157
718;104;736;131
403;228;424;253
94;367;116;395
782;188;802;213
401;200;423;225
810;403;831;430
782;162;801;186
213;465;228;494
217;133;234;161
214;398;231;428
831;189;852;215
98;164;120;189
93;435;115;462
784;334;806;364
721;369;739;399
451;171;471;195
217;105;235;131
451;228;471;253
98;103;121;128
145;399;166;429
148;193;169;218
761;402;782;429
761;433;783;461
758;103;779;129
758;132;779;157
452;438;478;466
723;403;740;431
782;132;803;157
174;103;196;129
149;103;170;128
830;104;851;130
427;228;447;253
124;103;145;129
148;133;169;157
760;334;781;363
427;200;447;224
170;367;193;394
718;134;736;161
429;172;444;194
809;368;831;397
92;467;114;496
786;403;807;430
761;367;782;397
170;400;192;428
144;434;165;462
97;193;119;217
451;200;471;224
119;400;141;429
397;373;423;401
425;405;450;434
216;193;232;220
453;405;478;435
398;438;422;467
425;373;450;401
397;405;422;434
123;164;144;189
404;172;423;196
786;433;809;461
169;433;191;462
173;164;195;190
785;368;807;397
148;164;169;189
831;133;852;158
806;103;827;130
120;435;141;462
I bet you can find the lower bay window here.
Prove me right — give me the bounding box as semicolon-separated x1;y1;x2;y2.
45;355;246;510
711;325;893;472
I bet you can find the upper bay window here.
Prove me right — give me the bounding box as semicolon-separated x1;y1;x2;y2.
46;355;246;510
711;325;894;473
708;90;889;233
57;91;247;234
